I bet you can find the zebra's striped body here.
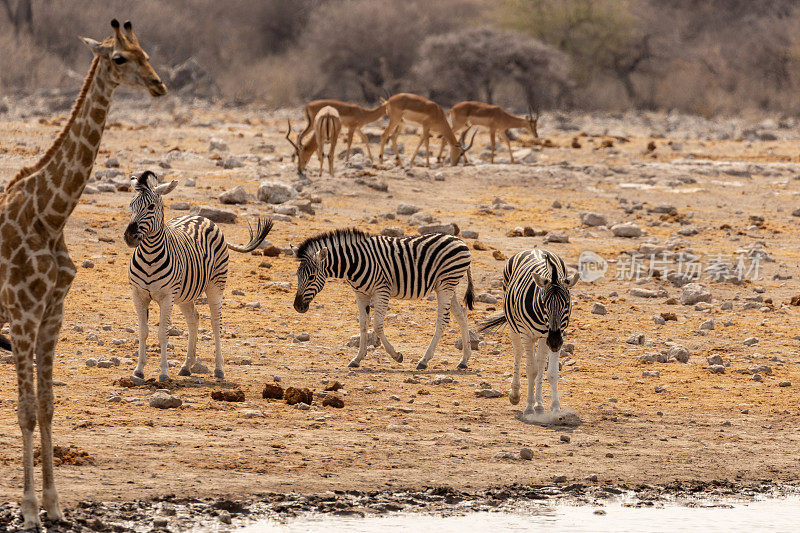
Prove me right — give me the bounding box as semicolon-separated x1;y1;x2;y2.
293;229;475;370
124;171;272;382
479;249;578;416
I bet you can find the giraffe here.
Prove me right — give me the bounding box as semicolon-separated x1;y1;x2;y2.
0;19;165;530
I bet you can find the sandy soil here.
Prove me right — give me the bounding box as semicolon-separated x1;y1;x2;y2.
1;95;799;517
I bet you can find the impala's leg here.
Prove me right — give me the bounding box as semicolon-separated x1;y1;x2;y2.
207;286;225;380
345;128;355;161
372;289;402;363
502;130;515;163
451;293;471;369
522;334;539;417
509;329;523;405
490;129;496;164
132;290;150;380
348;292;372;368
329;134;338;175
390;123;403;163
177;301;199;377
156;297;174;382
417;287;453;370
547;344;562;412
409;126;428;167
357;128;373;160
424;132;431;167
317;139;325;177
436;135;447;162
380;114;401;163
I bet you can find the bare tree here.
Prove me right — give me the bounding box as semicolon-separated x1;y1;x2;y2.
1;0;33;36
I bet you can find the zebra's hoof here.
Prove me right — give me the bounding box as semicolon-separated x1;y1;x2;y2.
133;370;144;379
393;352;403;363
348;361;360;368
456;362;468;370
177;367;191;377
415;361;428;370
158;373;169;383
214;369;225;380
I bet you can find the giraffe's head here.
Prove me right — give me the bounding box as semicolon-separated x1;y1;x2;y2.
80;19;167;97
124;171;178;247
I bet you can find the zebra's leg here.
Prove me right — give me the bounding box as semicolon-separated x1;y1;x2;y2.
417;288;453;370
509;329;523;405
348;293;371;368
531;337;548;413
156;297;173;382
547;345;561;412
177;301;199;377
450;293;471;369
132;290;150;380
373;290;402;363
207;286;225;380
523;334;540;417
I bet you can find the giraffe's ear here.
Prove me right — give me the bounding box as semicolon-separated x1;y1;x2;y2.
153;180;178;196
79;36;112;57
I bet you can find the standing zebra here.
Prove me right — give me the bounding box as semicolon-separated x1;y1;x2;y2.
292;229;475;370
479;249;578;416
124;171;272;382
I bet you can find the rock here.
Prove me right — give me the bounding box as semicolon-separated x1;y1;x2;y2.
241;409;264;418
209;137;229;152
172;201;190;210
219;185;248;204
639;352;667;363
257;181;295;204
492;250;507;261
543;231;569;244
294;402;311;410
211;389;245;402
580;211;607;227
322;394;344;408
191;360;210;374
261;383;284;399
85;358;97;367
507;227;524;238
149;390;182;409
433;375;454;385
107;393;122;403
668;344;690;363
418;223;456;235
219;510;232;524
408;211;434;226
626;333;645;345
104;157;120;168
346;329;380;348
454;329;481;351
293;332;310;342
397;204;421;215
220;156;244;169
611;222;643;238
552;200;562;208
475;389;503;398
680;283;711;305
642;370;660;377
708;365;725;374
699;319;715;330
743;336;759;346
779;381;791;387
462;230;479;239
476;292;498;304
524;227;547;237
289;198;315;215
653;316;666;325
666;273;693;287
654;385;668;393
751;373;763;382
381;227;404;238
520;447;534;460
630;288;665;298
553;475;568;483
284;387;313;405
661;312;678;321
82;259;95;269
274;204;298;216
97;360;113;369
167;325;183;336
591;302;607;315
324;381;343;392
185;177;196;187
153;517;169;528
560;434;571;443
189;205;237;223
707;355;723;366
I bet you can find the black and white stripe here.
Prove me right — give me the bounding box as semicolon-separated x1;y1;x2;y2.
479;249;578;416
124;171;272;382
292;228;475;370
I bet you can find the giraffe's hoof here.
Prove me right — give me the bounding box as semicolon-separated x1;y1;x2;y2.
348;360;360;368
177;367;191;377
214;369;225;380
133;370;145;380
415;361;428;370
456;362;468;370
158;373;169;383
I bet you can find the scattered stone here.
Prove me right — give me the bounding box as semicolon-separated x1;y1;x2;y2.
591;302;607;315
454;329;481;351
322;394;344;408
653;316;666;325
626;333;645;345
346;329;380;348
639;352;667;363
284;387;313;405
475;389;503;398
743;337;759;346
779;381;791;387
397;204;421;215
751;373;763;382
261;383;284;399
543;231;569;243
708;365;725;374
241;409;264;418
209;138;229;152
476;292;498;304
611;222;643;238
219;185;248;204
661;312;677;321
699;319;715;331
381;227;404;238
668;344;691;363
257;181;295;204
191;360;210;374
707;354;723;366
107;393;122;403
642;370;660;377
418;223;456;236
211;389;245;402
520;447;534;460
433;375;454;385
294;402;311;410
189;205;237;223
630;288;665;298
560;434;571;443
654;385;668;393
293;332;311;342
85;358;97;367
324;381;343;392
681;283;712;305
493;250;507;261
172;201;190;210
82;259;95;269
408;211;434;226
461;230;479;239
149;390;182;409
580;211;607;227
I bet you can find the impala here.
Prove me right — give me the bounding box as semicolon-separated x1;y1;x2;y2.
299;99;387;161
379;93;475;167
440;102;540;164
286;106;342;176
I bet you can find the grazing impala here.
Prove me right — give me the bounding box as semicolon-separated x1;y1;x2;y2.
299;99;387;161
286;106;342;176
379;93;475;167
441;102;540;164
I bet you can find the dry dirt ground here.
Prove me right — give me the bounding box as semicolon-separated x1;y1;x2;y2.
1;95;799;516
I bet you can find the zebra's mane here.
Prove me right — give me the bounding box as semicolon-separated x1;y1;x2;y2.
296;228;372;260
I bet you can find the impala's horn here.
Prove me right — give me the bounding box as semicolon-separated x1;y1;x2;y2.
285;119;301;154
460;126;477;152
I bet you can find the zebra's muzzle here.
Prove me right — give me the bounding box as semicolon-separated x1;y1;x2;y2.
293;295;309;313
546;329;563;352
124;222;141;247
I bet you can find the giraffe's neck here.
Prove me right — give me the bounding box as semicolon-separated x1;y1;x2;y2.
35;58;118;234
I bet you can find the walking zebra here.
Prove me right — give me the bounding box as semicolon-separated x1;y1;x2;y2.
292;228;475;370
478;249;578;416
124;171;272;382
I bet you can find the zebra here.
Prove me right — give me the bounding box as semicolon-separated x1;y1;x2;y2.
292;228;475;370
123;171;272;382
478;249;578;416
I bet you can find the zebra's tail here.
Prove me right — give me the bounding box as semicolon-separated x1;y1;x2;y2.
477;312;506;335
0;334;11;351
464;266;475;311
228;217;274;253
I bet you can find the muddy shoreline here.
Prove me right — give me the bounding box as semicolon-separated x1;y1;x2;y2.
1;481;796;532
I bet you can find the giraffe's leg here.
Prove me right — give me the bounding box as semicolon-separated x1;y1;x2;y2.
132;290;150;380
372;289;402;363
547;344;562;412
417;287;453;370
156;297;174;382
502;130;515;163
348;292;372;368
509;329;523;405
10;318;42;529
177;301;199;377
357;128;373;160
207;286;225;380
450;293;471;369
522;334;539;417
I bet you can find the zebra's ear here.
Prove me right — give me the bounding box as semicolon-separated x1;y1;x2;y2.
564;271;580;288
153;180;178;196
315;247;329;264
532;271;550;290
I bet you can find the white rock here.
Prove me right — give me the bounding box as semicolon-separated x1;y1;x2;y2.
611;222;643;238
